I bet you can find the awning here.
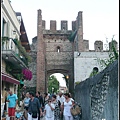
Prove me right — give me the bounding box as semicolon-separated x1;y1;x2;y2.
1;72;20;84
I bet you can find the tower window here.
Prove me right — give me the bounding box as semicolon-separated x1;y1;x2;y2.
57;46;60;53
62;27;65;30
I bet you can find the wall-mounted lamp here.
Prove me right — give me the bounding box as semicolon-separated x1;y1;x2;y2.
5;55;9;60
13;30;16;35
20;55;23;58
77;52;81;56
66;75;69;79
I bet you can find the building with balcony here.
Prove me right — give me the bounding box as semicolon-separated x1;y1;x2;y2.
1;0;31;117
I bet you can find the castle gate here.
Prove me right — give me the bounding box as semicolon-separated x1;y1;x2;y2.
37;9;75;94
25;9;83;95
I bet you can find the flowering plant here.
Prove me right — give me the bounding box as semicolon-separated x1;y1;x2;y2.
22;69;32;80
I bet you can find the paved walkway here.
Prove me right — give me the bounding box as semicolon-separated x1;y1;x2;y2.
40;116;45;120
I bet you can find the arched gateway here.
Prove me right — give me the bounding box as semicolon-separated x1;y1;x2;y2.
25;9;83;95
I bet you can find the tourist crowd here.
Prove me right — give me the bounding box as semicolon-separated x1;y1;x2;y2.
6;87;81;120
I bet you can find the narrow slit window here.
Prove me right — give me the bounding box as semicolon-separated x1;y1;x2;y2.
57;46;60;53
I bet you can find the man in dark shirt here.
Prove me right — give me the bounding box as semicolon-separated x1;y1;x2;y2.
28;92;42;120
36;91;44;107
36;91;44;120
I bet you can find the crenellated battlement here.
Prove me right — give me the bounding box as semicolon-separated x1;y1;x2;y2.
41;10;83;31
42;20;77;31
82;40;118;51
38;9;118;52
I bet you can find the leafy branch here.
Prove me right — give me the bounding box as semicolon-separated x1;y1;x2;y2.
13;39;32;62
97;36;118;69
75;81;80;85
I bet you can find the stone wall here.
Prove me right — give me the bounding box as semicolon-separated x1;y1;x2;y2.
75;60;118;120
24;37;37;88
44;32;74;94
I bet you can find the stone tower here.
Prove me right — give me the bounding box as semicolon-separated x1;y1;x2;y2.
35;9;76;94
72;11;84;52
36;9;46;92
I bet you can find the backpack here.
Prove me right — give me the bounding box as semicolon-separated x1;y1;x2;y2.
70;103;81;116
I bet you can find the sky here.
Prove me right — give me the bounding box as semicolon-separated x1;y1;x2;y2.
52;73;66;87
11;0;119;50
10;0;119;87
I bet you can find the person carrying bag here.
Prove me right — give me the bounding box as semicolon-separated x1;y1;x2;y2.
28;92;42;120
70;101;82;120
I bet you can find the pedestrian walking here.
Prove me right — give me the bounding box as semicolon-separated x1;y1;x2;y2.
28;92;42;120
44;97;55;120
56;91;65;120
36;91;44;120
52;95;60;120
62;93;74;120
69;93;74;102
23;92;30;120
70;101;81;120
44;93;49;106
6;89;18;120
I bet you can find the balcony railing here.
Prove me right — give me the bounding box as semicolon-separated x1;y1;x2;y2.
2;37;28;69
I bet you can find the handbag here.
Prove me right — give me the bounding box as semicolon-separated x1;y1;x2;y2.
32;112;38;118
70;105;81;116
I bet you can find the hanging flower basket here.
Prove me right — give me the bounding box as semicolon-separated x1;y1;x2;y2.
22;69;32;81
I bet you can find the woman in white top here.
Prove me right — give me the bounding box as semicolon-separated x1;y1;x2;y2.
62;93;74;120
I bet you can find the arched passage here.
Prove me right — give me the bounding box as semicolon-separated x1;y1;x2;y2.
46;69;72;93
47;73;67;94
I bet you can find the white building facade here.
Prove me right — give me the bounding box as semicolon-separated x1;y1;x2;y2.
1;0;20;51
1;0;30;118
74;51;110;83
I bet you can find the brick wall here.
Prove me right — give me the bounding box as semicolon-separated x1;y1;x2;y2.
36;9;46;93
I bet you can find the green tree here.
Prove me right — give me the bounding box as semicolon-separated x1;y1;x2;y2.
48;75;59;94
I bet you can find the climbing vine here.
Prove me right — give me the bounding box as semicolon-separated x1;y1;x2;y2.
13;39;32;63
75;81;80;85
97;36;118;69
